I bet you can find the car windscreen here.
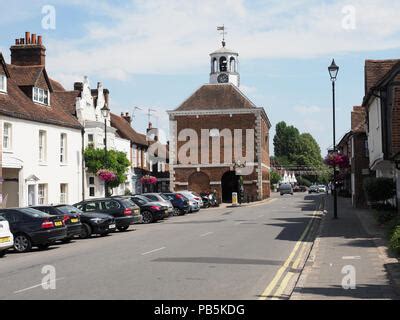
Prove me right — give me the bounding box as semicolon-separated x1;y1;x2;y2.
280;185;291;190
19;208;52;218
133;196;149;205
120;199;135;207
56;205;84;215
159;194;169;201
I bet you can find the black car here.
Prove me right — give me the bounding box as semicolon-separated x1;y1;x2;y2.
31;205;82;243
129;195;167;224
74;198;142;232
54;205;116;239
0;208;67;253
162;193;189;215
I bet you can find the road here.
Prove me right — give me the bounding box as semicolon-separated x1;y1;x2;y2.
0;193;324;300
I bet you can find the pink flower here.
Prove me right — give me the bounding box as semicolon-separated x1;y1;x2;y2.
324;152;350;169
97;169;117;182
140;175;158;185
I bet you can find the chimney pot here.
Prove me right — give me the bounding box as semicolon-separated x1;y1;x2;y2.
25;32;30;44
38;36;42;45
31;34;37;44
121;112;124;117
15;39;19;45
20;38;24;45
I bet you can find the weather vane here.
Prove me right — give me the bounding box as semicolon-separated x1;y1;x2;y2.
217;25;227;47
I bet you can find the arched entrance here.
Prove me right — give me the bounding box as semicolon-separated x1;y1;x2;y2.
188;172;210;194
221;171;239;203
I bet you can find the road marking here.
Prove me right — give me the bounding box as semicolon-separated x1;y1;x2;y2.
14;278;65;294
342;256;361;260
259;201;321;300
271;272;295;300
200;232;214;237
141;247;166;256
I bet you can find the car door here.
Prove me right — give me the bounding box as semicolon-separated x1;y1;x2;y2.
2;211;24;234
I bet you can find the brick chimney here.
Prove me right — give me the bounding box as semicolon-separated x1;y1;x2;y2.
10;32;46;66
147;122;159;142
351;106;366;133
121;112;132;124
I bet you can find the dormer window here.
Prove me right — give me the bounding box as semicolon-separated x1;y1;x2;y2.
33;87;50;105
0;75;7;93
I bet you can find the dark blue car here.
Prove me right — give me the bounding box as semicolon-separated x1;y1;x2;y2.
163;193;190;216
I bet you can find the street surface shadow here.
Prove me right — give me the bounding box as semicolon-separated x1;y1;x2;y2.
297;284;398;299
152;257;284;266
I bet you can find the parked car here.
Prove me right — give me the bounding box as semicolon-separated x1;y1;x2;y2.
179;191;201;213
308;185;319;194
280;183;294;196
129;195;168;224
162;193;190;216
0;208;67;253
318;185;328;193
200;193;212;208
0;215;14;258
74;198;142;232
52;205;116;239
141;193;174;216
31;205;82;243
299;186;308;192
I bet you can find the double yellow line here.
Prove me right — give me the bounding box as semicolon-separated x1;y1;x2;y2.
259;200;323;300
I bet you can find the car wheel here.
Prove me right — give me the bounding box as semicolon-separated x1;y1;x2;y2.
14;234;32;253
79;223;92;239
61;238;72;244
173;208;180;216
142;211;153;224
0;250;6;258
37;243;50;251
117;226;129;232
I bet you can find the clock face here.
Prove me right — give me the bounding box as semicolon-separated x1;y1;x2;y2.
217;73;229;83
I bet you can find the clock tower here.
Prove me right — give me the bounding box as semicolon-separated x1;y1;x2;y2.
209;40;240;87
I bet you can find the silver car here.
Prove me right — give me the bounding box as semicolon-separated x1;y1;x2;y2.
180;191;203;208
142;193;174;216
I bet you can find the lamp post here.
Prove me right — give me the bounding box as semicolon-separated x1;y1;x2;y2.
101;104;110;197
329;59;339;219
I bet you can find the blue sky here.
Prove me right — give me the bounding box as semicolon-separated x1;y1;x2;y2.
1;0;400;154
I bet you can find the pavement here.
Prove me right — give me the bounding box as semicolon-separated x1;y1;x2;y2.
291;195;400;300
0;193;323;300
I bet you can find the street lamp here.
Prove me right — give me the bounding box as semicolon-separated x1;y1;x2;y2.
329;59;339;219
101;104;110;197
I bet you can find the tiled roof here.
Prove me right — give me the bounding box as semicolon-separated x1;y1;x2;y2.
52;90;80;116
110;113;148;147
175;83;257;111
364;59;399;95
0;61;81;129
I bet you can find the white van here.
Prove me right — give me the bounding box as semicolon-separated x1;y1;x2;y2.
0;215;14;258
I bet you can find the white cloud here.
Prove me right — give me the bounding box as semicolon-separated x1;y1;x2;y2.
293;105;322;114
37;0;400;85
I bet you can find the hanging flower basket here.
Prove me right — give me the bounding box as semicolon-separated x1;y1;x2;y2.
140;175;158;185
97;169;117;182
324;152;350;169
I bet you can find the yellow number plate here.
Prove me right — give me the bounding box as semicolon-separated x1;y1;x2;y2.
70;218;79;223
0;237;11;243
54;221;63;227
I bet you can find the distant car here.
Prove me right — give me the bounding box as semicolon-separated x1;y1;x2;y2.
0;215;14;258
130;195;167;224
318;185;327;193
280;184;294;196
52;205;116;239
299;186;308;192
179;191;201;213
293;186;301;193
163;193;190;216
74;198;142;232
308;185;319;194
142;193;174;216
31;205;82;243
0;208;67;253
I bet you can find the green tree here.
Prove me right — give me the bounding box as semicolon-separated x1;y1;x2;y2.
273;121;300;161
84;148;131;189
270;170;281;185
